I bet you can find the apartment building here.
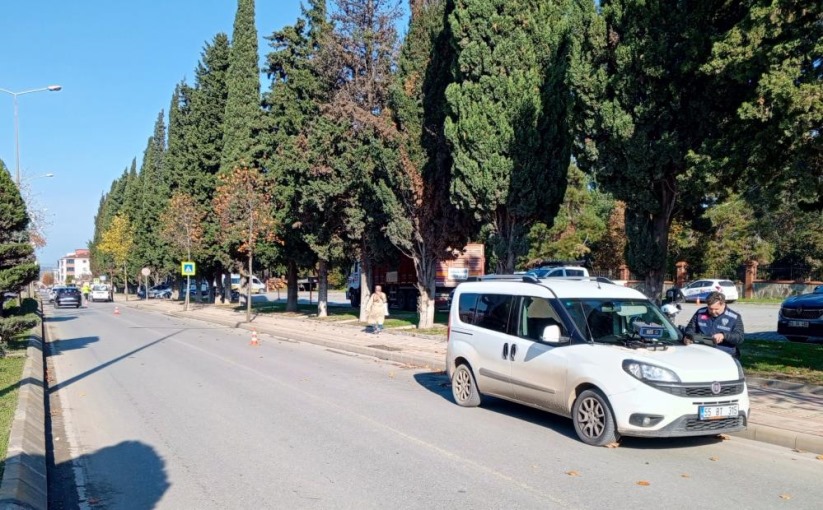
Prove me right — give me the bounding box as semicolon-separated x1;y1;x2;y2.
57;249;91;285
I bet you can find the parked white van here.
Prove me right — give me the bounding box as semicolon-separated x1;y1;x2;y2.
446;276;748;446
231;274;267;294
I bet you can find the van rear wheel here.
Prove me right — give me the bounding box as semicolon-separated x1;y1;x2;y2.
452;364;481;407
572;389;620;446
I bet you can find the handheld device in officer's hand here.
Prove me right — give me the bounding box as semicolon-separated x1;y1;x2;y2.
688;333;716;346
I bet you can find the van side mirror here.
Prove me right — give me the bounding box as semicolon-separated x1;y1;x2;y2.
541;325;563;344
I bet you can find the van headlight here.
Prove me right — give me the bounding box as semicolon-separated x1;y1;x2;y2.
622;360;681;383
734;358;745;380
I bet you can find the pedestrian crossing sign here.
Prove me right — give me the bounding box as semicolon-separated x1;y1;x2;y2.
181;261;196;276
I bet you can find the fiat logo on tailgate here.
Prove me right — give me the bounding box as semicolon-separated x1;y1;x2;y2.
711;382;722;395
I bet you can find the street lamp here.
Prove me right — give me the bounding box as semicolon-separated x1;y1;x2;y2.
0;85;62;185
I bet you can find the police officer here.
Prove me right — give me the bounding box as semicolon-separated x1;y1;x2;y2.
683;291;744;358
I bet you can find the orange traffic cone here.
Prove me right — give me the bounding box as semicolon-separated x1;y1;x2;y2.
114;306;120;315
250;329;259;346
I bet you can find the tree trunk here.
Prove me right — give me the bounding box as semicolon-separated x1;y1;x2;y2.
286;260;298;312
414;251;437;329
317;260;328;318
493;210;521;274
246;252;253;322
358;250;372;323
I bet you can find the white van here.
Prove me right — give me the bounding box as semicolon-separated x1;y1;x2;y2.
446;276;748;446
231;274;266;294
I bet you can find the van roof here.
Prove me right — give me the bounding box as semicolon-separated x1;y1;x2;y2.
455;277;645;300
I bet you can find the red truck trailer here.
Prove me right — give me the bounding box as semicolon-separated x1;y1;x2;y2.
346;243;486;310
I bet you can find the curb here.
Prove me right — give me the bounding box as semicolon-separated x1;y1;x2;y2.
0;329;47;510
164;310;447;372
732;424;823;455
144;303;823;454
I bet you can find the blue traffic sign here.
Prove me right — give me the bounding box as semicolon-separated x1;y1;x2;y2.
181;261;196;276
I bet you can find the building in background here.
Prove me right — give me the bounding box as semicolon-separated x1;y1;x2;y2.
57;249;91;285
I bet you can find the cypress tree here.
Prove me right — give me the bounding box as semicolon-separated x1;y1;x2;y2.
385;0;472;327
444;0;578;273
221;0;262;174
263;0;329;312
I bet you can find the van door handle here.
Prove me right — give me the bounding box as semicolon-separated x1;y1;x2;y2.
510;343;517;361
502;343;509;360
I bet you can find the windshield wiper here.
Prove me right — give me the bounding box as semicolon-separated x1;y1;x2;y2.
622;335;671;350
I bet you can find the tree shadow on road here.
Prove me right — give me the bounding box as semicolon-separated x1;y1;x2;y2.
40;440;169;509
48;330;182;394
49;336;99;353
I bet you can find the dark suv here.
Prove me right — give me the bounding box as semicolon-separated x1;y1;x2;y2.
54;287;82;308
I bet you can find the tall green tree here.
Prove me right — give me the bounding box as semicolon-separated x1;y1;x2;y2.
386;0;472;328
190;34;232;298
698;0;822;210
312;0;402;321
523;164;610;267
572;0;749;301
0;161;39;338
444;0;577;273
221;0;262;174
263;0;330;313
131;111;172;282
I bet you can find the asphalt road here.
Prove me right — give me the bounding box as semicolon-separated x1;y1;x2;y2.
44;301;823;509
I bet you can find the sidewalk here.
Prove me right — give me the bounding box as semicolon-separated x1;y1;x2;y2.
121;298;823;454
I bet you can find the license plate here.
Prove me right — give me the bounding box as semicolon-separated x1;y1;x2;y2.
699;404;738;421
788;320;809;328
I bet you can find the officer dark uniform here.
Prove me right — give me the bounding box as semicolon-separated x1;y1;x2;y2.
684;291;744;358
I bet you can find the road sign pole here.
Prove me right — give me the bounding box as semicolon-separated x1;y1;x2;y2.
186;275;190;311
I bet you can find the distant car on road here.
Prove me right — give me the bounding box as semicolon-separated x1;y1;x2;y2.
90;284;111;302
137;284;172;299
54;287;81;308
777;285;823;343
49;286;66;303
680;279;739;303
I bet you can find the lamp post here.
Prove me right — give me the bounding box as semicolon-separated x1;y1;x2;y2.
0;85;62;185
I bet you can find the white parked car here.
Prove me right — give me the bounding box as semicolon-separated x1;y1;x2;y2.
90;284;111;302
681;279;739;303
48;286;66;303
526;265;589;278
446;276;748;446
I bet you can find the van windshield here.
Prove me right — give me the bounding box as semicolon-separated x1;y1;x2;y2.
560;299;680;346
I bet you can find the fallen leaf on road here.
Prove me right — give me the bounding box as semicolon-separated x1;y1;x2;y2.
566;470;581;477
604;442;620;448
681;474;690;478
779;494;792;500
816;455;823;461
717;434;730;441
709;456;719;462
636;481;651;486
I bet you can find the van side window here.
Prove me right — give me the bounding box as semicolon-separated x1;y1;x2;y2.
458;293;479;324
518;297;565;341
474;294;514;334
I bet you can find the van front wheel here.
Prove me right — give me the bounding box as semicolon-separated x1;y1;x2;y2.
572;389;620;446
452;364;481;407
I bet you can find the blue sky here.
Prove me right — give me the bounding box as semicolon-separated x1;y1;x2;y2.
0;1;312;268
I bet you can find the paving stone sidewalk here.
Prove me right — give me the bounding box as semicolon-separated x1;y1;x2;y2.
122;298;823;455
